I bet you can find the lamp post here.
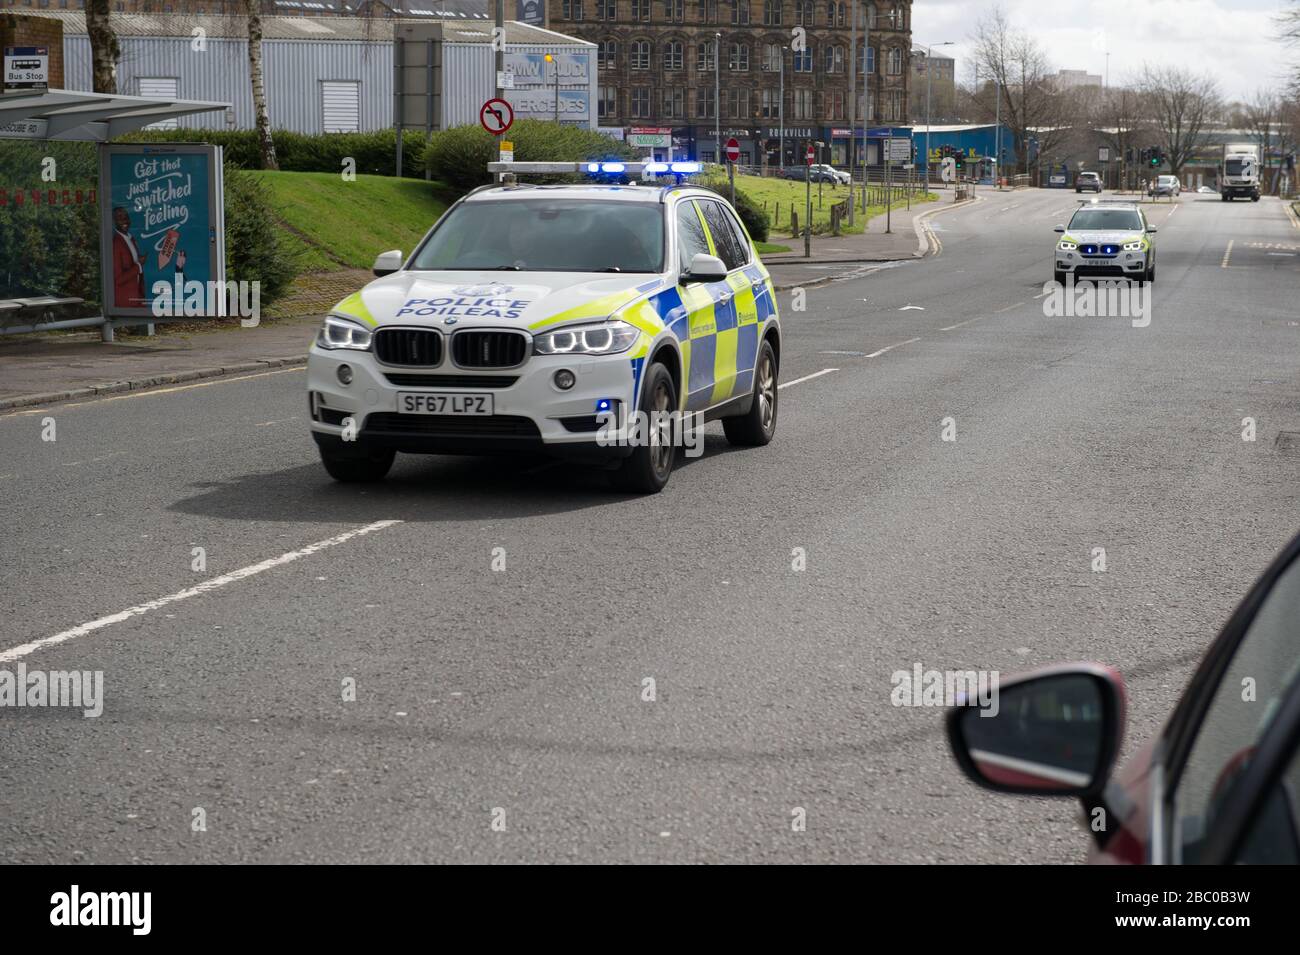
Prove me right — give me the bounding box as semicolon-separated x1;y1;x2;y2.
922;41;954;187
714;33;721;163
778;46;787;170
545;53;558;124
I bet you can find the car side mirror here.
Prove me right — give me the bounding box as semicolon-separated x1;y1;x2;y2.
1053;225;1065;234
946;664;1126;798
372;249;404;277
684;252;728;283
1147;226;1158;234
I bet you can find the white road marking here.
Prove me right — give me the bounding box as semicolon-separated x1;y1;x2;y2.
899;305;925;311
0;520;403;663
779;368;839;389
995;301;1026;313
865;337;922;358
940;316;986;331
1267;252;1296;257
1222;239;1234;268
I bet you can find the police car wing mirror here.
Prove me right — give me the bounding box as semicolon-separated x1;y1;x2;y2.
684;253;728;283
1053;225;1065;234
373;250;404;277
1146;226;1158;234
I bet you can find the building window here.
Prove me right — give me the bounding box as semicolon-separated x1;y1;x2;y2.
664;40;683;70
760;87;779;119
827;90;844;119
795;0;813;25
725;87;749;119
631;87;652;118
793;48;812;73
598;85;618;119
885;89;902;121
887;47;903;75
697;0;717;21
858;92;873;122
729;0;749;24
662;0;684;20
862;45;876;74
597;0;617;19
866;1;876;28
891;2;905;29
632;0;650;19
697;41;716;71
697;86;716;118
663;87;685;119
599;39;618;69
631;40;651;70
824;44;844;73
729;43;748;71
762;0;780;25
793;87;812;119
762;43;782;73
562;0;585;19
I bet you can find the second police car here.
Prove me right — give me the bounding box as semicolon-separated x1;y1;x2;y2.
307;162;781;493
1053;199;1158;286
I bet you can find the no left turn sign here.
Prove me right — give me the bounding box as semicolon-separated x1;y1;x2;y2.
480;98;513;136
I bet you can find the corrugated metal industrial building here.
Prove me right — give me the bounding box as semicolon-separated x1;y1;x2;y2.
26;12;594;134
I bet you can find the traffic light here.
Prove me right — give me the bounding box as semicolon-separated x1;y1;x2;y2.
1149;147;1162;168
1125;147;1134;164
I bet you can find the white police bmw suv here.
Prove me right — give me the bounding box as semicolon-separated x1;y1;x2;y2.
1053;201;1158;285
307;165;781;493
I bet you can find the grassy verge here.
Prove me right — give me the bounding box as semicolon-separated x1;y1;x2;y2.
755;241;792;254
737;174;937;236
251;171;454;272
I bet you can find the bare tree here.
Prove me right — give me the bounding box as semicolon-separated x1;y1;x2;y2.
970;8;1074;175
1091;83;1149;190
1243;90;1280;194
85;0;119;94
244;0;278;170
1140;64;1219;179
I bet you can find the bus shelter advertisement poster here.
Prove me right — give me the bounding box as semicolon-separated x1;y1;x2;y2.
99;145;224;319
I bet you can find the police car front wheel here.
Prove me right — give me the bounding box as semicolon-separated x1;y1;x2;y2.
318;442;395;483
612;361;677;494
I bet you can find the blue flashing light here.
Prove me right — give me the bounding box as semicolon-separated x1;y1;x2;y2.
585;162;601;173
669;161;701;174
595;398;615;414
600;162;626;173
644;162;670;174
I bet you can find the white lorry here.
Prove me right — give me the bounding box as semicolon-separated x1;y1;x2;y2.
1219;143;1261;202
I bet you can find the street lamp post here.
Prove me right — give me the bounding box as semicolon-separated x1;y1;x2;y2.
923;41;954;188
714;33;721;163
778;46;786;171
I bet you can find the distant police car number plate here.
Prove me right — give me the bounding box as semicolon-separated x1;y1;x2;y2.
399;392;493;415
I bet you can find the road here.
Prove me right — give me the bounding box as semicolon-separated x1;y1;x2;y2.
3;189;1298;863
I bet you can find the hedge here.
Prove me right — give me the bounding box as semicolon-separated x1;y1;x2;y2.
425;120;638;191
222;165;300;308
698;169;771;243
114;128;429;179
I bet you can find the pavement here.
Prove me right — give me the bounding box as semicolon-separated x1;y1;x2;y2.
2;190;1299;863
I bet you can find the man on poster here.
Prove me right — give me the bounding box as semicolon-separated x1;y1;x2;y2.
111;206;145;308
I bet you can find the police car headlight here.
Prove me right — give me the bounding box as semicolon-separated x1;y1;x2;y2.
534;320;640;356
1123;241;1145;252
317;314;373;351
1058;241;1078;252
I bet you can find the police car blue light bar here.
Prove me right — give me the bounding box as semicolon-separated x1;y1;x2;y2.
488;161;704;179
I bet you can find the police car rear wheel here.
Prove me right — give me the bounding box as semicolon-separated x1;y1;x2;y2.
612;362;676;494
319;444;395;482
723;340;778;447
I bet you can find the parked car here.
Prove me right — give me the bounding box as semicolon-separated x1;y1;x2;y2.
947;529;1300;864
780;165;842;184
1075;171;1103;193
811;164;851;185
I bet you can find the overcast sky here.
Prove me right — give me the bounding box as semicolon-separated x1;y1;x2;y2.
914;0;1297;103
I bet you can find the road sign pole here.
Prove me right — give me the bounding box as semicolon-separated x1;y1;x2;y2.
495;0;504;178
729;159;735;207
886;156;892;234
804;142;812;259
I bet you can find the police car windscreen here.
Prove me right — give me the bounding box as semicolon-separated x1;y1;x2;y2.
1068;209;1143;231
412;199;664;273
